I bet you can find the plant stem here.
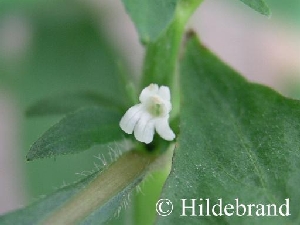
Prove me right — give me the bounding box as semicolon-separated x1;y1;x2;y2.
141;0;203;89
141;0;203;120
42;150;156;225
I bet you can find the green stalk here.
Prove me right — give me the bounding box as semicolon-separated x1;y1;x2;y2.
141;0;203;120
42;150;157;224
141;0;203;88
134;166;171;225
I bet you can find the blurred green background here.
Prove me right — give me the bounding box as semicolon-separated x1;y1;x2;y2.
0;0;299;216
0;0;133;212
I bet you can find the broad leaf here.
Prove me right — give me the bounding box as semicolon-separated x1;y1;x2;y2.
121;0;178;43
156;34;300;224
26;107;124;161
26;91;122;117
0;150;155;225
239;0;270;16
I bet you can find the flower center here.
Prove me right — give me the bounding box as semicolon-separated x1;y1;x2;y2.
147;96;167;117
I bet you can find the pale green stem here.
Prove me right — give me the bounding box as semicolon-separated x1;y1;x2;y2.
42;150;157;225
141;0;203;87
141;0;203;119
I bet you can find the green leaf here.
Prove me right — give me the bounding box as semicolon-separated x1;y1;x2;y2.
0;171;97;225
121;0;178;43
156;33;300;224
26;91;122;117
0;150;156;225
26;106;124;161
239;0;271;16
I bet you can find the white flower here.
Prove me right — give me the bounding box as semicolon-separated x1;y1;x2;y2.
120;84;175;144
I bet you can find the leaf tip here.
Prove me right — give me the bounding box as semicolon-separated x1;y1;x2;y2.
26;146;38;161
185;29;197;40
239;0;271;17
183;29;198;49
26;154;33;162
140;36;150;45
261;6;271;17
266;9;272;19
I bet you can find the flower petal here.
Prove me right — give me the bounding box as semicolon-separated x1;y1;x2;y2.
119;104;143;134
139;83;159;103
134;112;155;144
162;100;172;115
155;116;175;141
158;86;170;101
